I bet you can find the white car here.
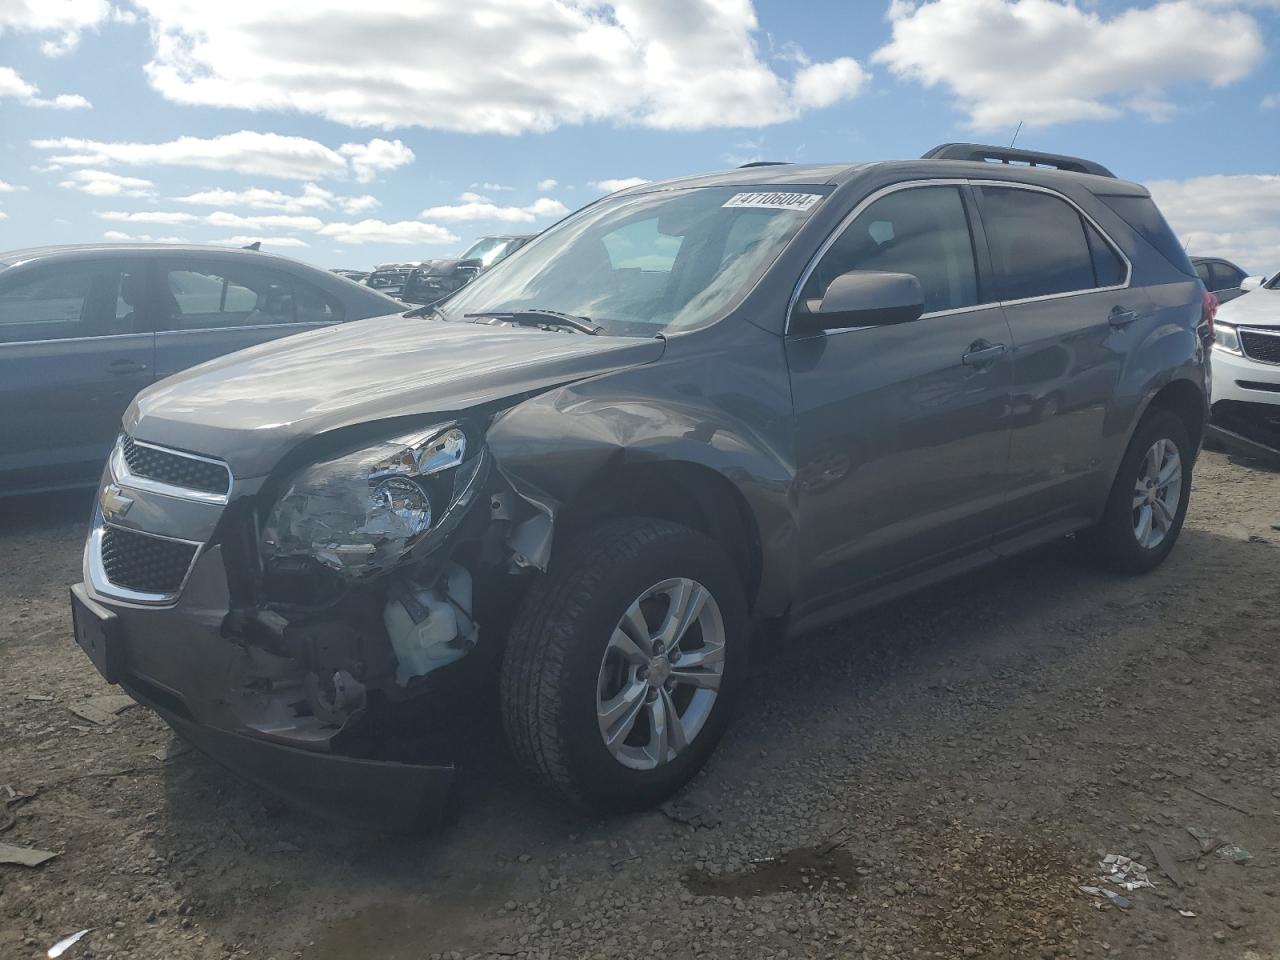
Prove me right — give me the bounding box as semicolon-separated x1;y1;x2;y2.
1211;275;1280;425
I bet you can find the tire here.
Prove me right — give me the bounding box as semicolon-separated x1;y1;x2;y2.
500;517;748;812
1077;407;1193;574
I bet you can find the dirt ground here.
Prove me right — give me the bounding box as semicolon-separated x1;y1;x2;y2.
2;448;1278;960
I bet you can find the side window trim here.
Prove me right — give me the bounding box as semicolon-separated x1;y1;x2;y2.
970;180;1133;306
787;177;1134;334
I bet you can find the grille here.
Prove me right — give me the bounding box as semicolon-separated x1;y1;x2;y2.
1240;329;1280;365
100;525;198;596
121;436;229;496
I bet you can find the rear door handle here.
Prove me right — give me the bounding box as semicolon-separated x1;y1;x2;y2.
108;359;148;375
1109;306;1139;328
962;342;1007;367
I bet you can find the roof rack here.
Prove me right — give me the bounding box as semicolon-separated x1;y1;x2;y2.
922;143;1115;179
738;161;791;168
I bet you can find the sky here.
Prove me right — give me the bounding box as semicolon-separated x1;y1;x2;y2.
0;0;1278;272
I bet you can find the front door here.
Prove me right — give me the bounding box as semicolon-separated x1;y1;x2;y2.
0;260;153;493
786;183;1013;614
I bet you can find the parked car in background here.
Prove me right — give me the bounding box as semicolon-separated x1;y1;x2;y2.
1192;256;1250;304
1209;269;1280;439
70;143;1208;828
401;235;536;306
364;262;421;298
0;243;404;496
330;268;369;284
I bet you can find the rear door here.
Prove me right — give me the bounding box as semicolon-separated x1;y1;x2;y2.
0;259;153;492
152;258;345;380
974;183;1146;540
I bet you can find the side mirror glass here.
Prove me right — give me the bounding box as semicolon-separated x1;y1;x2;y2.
791;270;926;333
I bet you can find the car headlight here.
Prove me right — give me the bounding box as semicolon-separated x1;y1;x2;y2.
1214;321;1243;356
260;425;484;579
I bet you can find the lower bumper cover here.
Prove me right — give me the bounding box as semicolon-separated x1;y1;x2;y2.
142;691;455;833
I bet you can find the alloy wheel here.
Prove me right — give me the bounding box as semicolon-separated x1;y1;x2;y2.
1132;438;1182;549
595;577;726;771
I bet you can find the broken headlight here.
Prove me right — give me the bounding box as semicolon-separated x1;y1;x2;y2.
260;425;480;579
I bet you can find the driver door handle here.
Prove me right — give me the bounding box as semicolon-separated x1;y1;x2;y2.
108;359;148;375
962;342;1007;367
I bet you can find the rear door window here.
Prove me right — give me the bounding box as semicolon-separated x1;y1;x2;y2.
160;263;297;330
979;187;1107;300
802;185;980;314
1210;262;1244;292
0;263;145;343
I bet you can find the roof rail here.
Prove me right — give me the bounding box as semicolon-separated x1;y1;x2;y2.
922;143;1116;179
738;161;791;168
241;240;262;251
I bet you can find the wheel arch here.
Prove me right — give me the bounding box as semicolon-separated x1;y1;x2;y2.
1143;376;1207;451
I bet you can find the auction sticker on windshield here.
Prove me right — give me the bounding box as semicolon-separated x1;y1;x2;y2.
722;192;823;212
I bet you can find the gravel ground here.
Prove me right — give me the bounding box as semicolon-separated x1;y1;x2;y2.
1;448;1278;960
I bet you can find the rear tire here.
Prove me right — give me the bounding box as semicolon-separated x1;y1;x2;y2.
1077;408;1193;574
500;518;748;812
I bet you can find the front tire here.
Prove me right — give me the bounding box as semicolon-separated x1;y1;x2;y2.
500;518;748;812
1077;408;1193;574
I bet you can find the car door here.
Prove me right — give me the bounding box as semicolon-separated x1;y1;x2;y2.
973;183;1145;541
786;183;1014;614
0;259;154;493
1209;261;1247;304
152;258;345;380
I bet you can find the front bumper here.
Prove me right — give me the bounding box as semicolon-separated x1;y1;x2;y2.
72;545;456;832
1210;345;1280;409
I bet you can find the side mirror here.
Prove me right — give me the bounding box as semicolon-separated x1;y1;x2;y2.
790;270;926;334
1240;276;1264;292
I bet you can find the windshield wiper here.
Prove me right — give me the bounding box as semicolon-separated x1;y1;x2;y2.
463;309;604;335
402;303;445;319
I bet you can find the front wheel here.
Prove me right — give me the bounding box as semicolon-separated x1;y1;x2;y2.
500;518;748;811
1077;408;1194;574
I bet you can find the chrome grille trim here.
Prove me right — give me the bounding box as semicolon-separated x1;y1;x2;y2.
111;435;233;505
1239;326;1280;366
86;511;204;605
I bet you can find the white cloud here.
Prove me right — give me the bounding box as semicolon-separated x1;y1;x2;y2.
99;210;198;225
419;195;570;223
218;235;310;248
101;230;188;242
0;0;110;56
131;0;866;133
791;57;868;110
31;131;406;181
536;178;559;191
594;177;649;193
173;182;380;214
59;169;155;197
205;211;326;232
316;219;460;246
0;211;8;221
0;66;91;108
1263;92;1280;110
337;139;415;183
1147;174;1280;276
874;0;1266;131
472;182;514;192
0;180;18;192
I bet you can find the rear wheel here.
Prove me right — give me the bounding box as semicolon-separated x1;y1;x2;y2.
500;518;747;811
1077;408;1193;574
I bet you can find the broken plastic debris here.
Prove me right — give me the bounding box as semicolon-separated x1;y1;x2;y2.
69;695;136;726
0;840;58;867
1079;885;1131;909
151;737;193;763
1178;909;1197;918
47;928;92;958
1186;825;1217;853
1098;854;1155;891
1215;842;1252;864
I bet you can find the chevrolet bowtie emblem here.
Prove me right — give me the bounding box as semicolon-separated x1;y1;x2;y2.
100;483;134;521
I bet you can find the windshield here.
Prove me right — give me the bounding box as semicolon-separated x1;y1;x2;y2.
461;237;515;267
442;186;829;337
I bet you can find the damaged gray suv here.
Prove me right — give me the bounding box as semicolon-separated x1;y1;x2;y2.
71;144;1210;829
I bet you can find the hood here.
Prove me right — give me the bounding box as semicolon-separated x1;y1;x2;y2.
126;313;665;477
1218;287;1280;329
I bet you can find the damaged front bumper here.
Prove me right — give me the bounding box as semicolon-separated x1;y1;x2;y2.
72;553;457;832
